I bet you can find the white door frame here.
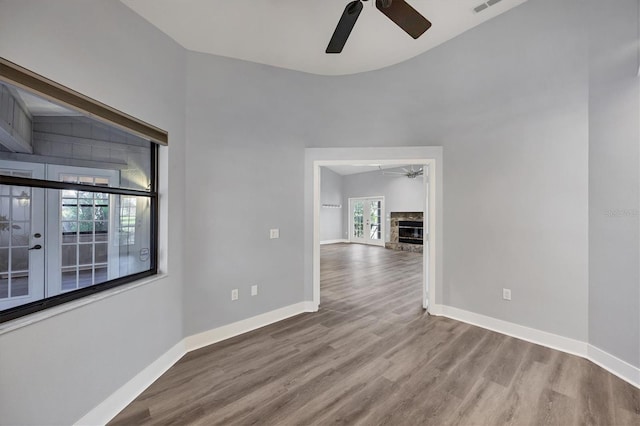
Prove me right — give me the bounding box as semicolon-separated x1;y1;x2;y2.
348;196;385;247
306;146;443;314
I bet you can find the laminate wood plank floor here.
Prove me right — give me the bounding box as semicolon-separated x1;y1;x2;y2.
110;243;640;425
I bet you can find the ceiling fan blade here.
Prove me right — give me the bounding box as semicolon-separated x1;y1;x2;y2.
375;0;432;39
326;1;364;54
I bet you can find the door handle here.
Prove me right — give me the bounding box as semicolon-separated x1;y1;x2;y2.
28;244;42;250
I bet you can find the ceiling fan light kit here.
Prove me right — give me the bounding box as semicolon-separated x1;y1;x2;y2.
326;0;432;54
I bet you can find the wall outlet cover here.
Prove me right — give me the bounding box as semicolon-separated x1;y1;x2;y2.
502;288;512;301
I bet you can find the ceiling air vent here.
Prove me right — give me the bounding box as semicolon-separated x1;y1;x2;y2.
474;4;488;12
474;0;502;13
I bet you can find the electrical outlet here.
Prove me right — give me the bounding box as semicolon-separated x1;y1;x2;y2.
231;289;239;301
502;288;512;301
270;228;279;239
251;285;258;296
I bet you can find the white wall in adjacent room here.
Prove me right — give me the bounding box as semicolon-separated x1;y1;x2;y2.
320;167;344;242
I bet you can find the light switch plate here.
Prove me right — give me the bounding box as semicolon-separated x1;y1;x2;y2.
270;228;279;239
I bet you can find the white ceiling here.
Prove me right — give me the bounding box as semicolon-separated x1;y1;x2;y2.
15;87;78;116
121;0;528;76
1;82;78;116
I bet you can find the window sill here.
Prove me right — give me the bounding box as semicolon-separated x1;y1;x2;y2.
0;273;168;336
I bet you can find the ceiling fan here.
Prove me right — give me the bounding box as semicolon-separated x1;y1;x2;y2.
380;165;424;179
326;0;432;54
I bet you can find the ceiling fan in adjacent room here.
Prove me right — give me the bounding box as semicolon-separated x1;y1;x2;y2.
326;0;432;54
380;165;424;179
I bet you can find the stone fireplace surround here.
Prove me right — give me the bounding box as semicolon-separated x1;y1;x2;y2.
386;212;424;253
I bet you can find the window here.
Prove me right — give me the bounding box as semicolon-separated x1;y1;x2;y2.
0;57;165;323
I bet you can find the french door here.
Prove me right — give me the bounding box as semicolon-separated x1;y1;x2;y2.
45;165;119;296
0;160;119;310
0;161;45;310
349;196;384;246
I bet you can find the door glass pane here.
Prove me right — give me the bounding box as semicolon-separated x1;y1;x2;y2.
369;201;381;240
78;244;93;265
0;176;34;303
61;269;77;291
11;275;28;297
95;267;108;284
62;203;78;221
119;197;136;245
0;278;7;298
353;201;364;238
95;243;108;263
12;221;29;246
0;248;7;271
11;248;28;271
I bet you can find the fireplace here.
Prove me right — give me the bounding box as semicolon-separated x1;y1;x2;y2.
398;221;423;245
386;212;424;253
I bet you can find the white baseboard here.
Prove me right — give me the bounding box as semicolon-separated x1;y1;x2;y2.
184;302;310;352
588;344;640;388
428;303;444;316
304;301;319;312
432;304;588;357
74;340;186;426
431;304;639;389
320;239;348;245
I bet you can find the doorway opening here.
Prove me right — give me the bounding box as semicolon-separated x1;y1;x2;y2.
317;161;430;310
306;147;442;316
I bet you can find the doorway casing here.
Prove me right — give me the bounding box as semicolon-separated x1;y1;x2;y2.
305;147;443;313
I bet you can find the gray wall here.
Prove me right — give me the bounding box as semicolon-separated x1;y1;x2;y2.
184;52;306;335
320;167;344;242
342;167;425;242
184;0;590;342
588;0;640;368
0;1;186;424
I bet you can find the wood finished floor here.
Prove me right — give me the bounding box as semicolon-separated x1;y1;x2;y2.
110;243;640;425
